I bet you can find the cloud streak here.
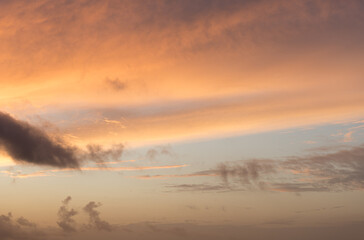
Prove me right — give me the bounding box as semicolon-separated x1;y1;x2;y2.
132;171;217;179
163;145;364;193
0;164;188;180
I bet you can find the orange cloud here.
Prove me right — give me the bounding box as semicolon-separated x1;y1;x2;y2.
0;164;188;179
0;0;363;147
1;170;51;179
132;172;217;180
94;160;136;165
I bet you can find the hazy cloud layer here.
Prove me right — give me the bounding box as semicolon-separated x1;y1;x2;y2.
2;216;364;240
0;197;362;240
0;112;124;168
0;213;43;240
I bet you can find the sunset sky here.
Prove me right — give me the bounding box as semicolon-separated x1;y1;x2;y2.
1;0;364;239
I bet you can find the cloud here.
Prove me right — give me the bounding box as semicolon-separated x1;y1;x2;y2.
1;169;51;179
85;144;124;165
105;78;126;91
270;183;330;193
145;145;175;162
0;112;80;168
1;0;364;148
186;205;198;211
145;222;188;237
209;145;364;192
166;183;232;192
0;164;188;180
0;212;44;240
262;218;297;226
83;201;113;231
0;112;125;169
343;131;354;142
0;197;116;239
16;217;37;228
132;170;217;179
280;145;364;192
216;159;276;186
295;205;344;214
163;145;364;193
94;159;135;165
57;196;78;232
64;164;188;172
1;207;364;240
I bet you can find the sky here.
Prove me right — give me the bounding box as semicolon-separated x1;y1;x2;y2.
0;0;364;239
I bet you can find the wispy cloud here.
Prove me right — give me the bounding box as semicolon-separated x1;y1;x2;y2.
1;170;51;179
166;184;232;192
163;145;364;193
1;164;188;179
132;170;216;179
75;164;188;172
94;159;135;165
57;196;78;232
83;201;113;231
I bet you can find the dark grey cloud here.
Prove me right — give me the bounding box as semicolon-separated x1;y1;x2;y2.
83;201;113;232
0;112;80;168
57;196;78;233
0;112;124;168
